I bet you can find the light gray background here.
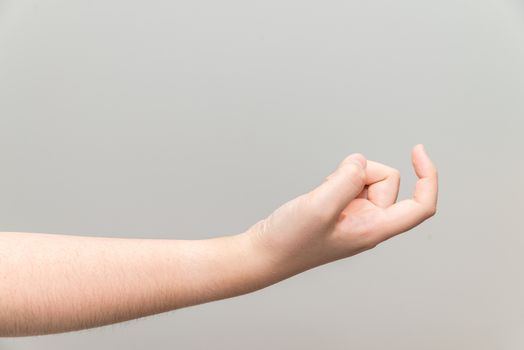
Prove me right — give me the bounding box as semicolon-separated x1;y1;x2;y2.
0;0;523;349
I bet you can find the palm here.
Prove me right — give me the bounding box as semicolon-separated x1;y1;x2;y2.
337;197;384;237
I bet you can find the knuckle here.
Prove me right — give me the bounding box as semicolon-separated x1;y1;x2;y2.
428;167;438;180
390;168;401;181
342;153;364;164
425;204;437;218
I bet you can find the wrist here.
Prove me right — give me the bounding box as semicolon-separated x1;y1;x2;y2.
237;220;300;287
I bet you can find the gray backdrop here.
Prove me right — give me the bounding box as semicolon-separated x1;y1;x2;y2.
0;0;523;349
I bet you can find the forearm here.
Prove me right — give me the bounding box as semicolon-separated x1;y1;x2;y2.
0;229;278;337
0;145;438;337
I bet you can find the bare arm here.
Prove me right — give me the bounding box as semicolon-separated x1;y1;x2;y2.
0;231;269;336
0;144;438;337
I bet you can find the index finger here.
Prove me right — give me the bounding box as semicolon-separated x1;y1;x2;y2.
374;144;438;240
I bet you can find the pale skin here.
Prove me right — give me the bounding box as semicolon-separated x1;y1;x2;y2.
0;144;438;337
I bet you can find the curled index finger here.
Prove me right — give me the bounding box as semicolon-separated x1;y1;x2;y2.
375;144;438;240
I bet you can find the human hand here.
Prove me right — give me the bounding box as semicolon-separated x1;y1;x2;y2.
246;144;438;277
0;145;437;336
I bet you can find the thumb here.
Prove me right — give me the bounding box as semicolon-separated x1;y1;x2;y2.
341;153;367;169
308;153;367;218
